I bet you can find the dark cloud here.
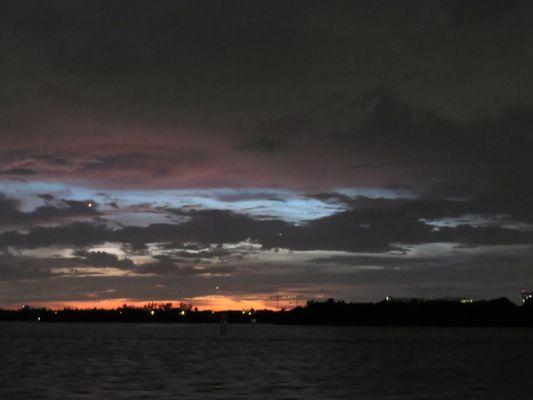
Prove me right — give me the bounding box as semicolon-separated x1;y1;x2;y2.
134;255;235;276
0;168;37;176
0;194;100;226
248;90;533;214
306;192;357;207
0;195;22;222
0;222;108;249
38;193;55;201
0;253;54;280
1;244;532;304
343;161;408;171
210;190;287;203
235;137;290;154
120;242;149;256
1;202;531;253
440;0;529;26
32;154;70;166
79;152;204;177
158;243;232;260
73;250;134;269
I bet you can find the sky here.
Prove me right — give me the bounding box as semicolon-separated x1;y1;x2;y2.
1;0;533;309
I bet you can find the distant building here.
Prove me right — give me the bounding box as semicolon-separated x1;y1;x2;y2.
521;290;533;305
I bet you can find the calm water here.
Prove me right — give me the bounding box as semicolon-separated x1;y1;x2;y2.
1;323;532;399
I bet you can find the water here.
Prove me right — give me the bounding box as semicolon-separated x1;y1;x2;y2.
1;322;532;399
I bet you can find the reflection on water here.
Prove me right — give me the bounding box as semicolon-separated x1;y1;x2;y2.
1;322;532;399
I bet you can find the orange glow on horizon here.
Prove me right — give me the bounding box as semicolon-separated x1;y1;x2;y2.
7;295;295;311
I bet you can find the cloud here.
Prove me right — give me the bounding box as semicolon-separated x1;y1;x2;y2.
73;250;134;269
0;253;55;280
133;255;235;276
306;192;358;207
1;242;532;305
1;200;531;253
2;3;529;191
235;137;290;154
2;90;533;193
0;193;100;226
439;0;529;26
158;243;232;260
79;152;200;177
0;168;37;176
38;194;55;201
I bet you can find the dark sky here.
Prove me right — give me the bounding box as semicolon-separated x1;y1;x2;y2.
1;0;533;309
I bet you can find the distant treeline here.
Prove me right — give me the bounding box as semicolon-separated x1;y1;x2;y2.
2;298;533;326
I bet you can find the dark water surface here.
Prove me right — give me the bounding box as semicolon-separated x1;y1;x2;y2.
1;322;532;399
